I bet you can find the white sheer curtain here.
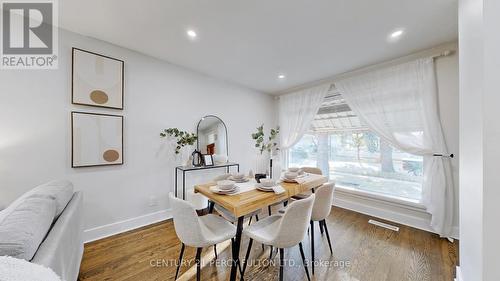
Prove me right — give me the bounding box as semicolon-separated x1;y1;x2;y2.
335;58;454;237
279;84;329;166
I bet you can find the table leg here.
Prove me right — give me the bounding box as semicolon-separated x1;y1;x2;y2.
230;216;244;281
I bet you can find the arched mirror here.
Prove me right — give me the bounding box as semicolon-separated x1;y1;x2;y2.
197;115;228;164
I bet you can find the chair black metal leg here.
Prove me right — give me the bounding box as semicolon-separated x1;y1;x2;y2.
310;220;315;275
268;206;272;216
279;248;284;281
208;201;215;213
175;243;185;280
214;244;218;259
283;200;288;207
248;216;253;226
269;246;273;260
242;238;253;278
323;219;333;254
319;220;324;235
299;242;311;281
238;260;244;277
195;247;202;281
230;217;244;281
255;215;259;221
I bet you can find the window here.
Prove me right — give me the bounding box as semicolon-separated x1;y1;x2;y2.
289;93;423;202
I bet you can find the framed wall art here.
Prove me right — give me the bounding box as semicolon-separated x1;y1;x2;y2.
203;154;214;166
71;111;123;168
72;48;124;109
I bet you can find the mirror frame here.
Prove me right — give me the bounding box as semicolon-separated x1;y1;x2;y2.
196;115;229;158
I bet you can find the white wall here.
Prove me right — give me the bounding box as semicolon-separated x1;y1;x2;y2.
459;0;483;279
459;0;500;280
482;1;500;279
0;29;275;241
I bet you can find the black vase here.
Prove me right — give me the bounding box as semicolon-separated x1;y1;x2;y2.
255;173;266;183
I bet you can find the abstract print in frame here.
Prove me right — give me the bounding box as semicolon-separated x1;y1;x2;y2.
72;48;124;109
72;111;123;168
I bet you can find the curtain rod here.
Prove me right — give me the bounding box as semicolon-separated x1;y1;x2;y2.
275;42;457;96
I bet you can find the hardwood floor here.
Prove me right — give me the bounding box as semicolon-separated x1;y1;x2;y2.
79;207;458;281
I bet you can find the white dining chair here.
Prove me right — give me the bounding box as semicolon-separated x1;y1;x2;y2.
309;182;335;275
169;193;237;281
241;194;316;281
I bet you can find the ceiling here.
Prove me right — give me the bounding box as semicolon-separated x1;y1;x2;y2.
59;0;458;94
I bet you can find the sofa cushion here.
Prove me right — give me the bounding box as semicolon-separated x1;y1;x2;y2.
30;180;74;217
0;180;74;224
0;197;56;261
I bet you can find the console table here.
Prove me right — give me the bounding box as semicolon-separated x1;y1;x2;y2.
174;162;240;199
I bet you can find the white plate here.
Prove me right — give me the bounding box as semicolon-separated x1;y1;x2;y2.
228;177;249;183
255;184;275;192
210;186;239;194
256;186;275;192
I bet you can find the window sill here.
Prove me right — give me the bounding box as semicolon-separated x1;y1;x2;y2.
333;184;426;211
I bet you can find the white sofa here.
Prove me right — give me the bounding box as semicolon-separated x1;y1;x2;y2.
0;180;83;281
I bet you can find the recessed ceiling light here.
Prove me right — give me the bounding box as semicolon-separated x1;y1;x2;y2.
388;29;405;42
390;29;404;38
186;29;197;39
278;74;286;79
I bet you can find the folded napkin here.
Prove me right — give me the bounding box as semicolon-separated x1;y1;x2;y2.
272;185;286;194
282;173;323;184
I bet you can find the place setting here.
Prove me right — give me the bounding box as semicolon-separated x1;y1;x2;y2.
209;180;240;195
256;178;286;194
227;172;249;183
280;167;310;183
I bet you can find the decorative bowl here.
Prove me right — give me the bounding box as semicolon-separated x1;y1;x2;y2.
217;180;235;190
232;173;245;180
284;172;298;180
260;178;276;187
288;167;300;173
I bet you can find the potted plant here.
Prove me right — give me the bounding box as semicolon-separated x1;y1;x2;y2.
160;128;197;166
251;124;280;177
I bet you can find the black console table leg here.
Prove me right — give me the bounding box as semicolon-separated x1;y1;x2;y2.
182;171;186;200
175;169;178;198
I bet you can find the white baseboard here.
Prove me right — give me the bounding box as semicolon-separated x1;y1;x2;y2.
83;209;172;243
455;266;462;281
333;189;459;239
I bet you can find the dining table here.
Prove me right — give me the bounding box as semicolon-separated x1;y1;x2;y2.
194;174;327;281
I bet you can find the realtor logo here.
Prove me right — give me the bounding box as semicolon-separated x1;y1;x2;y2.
1;0;58;69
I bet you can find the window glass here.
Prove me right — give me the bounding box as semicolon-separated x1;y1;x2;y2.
289;94;423;202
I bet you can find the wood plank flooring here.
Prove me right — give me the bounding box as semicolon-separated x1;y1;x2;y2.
78;207;458;281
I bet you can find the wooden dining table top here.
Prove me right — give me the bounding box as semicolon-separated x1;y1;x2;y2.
194;175;328;218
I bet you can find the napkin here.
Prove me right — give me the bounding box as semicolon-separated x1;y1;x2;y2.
272;185;286;194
